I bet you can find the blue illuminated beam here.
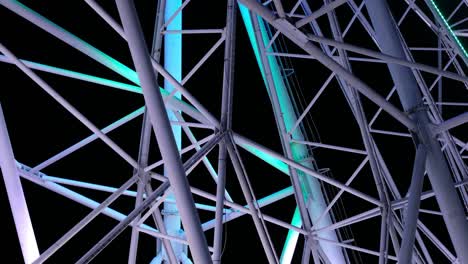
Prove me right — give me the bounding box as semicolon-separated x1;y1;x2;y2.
160;0;186;261
280;207;302;263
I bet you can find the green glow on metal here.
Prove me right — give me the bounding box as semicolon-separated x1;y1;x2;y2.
239;4;298;135
428;0;468;59
240;142;290;174
4;0;140;85
239;5;345;263
0;55;206;117
239;4;268;82
280;206;302;264
239;5;309;262
35;4;139;84
0;55;142;94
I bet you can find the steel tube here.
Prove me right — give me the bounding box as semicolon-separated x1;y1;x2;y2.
398;145;427;263
213;0;236;262
0;104;39;264
237;0;416;130
76;182;170;264
159;0;185;260
364;1;468;262
32;176;138;264
234;133;381;206
115;1;211;262
0;0;139;84
0;43;139;169
18;164;156;233
433;112;468;134
226;135;279;263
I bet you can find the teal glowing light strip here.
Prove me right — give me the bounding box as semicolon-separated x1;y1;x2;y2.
28;1;140;85
0;55;206;118
238;5;304;263
240;142;290;174
238;5;297;132
0;55;142;94
239;5;346;263
164;0;183;149
280;206;302;264
428;0;468;59
161;0;184;258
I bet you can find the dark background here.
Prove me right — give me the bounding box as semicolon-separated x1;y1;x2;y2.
0;0;467;263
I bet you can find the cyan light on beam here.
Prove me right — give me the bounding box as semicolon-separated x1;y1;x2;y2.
239;4;268;81
1;1;140;84
0;55;142;94
238;4;297;130
164;0;183;149
238;141;290;174
280;207;302;264
239;5;345;264
428;0;468;59
162;0;184;260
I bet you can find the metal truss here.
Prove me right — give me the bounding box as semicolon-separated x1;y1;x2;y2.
1;0;468;263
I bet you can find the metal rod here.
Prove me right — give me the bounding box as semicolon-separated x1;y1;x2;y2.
305;34;468;84
0;1;209;125
364;1;468;262
249;5;316;254
0;0;139;84
76;181;170;264
433;112;468;134
241;7;346;261
159;0;186;260
296;0;348;28
18;164;157;233
84;0;126;38
0;43;139;169
172;112;233;202
32;175;138;264
32;107;144;172
115;1;212;262
0;104;39;264
234;133;381;206
0;55;141;94
237;0;415;131
204;186;294;231
398;145;427;263
149;172;306;234
213;0;236;262
291;140;367;155
226;135;279;263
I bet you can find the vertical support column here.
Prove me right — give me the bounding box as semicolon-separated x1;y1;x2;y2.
131;0;179;261
0;103;40;264
364;1;468;263
161;0;186;260
213;0;236;262
115;1;212;263
398;145;427;264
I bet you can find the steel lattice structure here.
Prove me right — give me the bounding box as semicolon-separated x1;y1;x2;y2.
1;0;468;263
